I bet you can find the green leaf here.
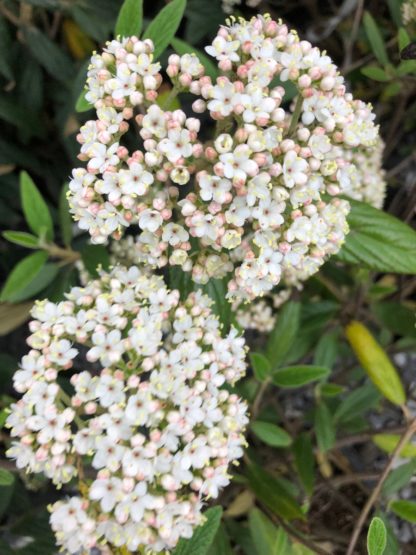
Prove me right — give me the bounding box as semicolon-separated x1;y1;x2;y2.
361;66;390;81
9;263;59;303
169;266;194;299
1;252;48;302
81;245;110;278
23;27;74;82
20;171;54;240
202;277;231;331
250;352;271;381
375;512;399;555
0;302;33;336
389;500;416;523
3;231;39;249
373;301;416;338
315;402;335;452
171;37;219;80
246;463;305;521
272;365;330;388
373;434;416;458
363;12;389;66
293;433;315;496
313;330;339;368
337;199;416;274
249;508;289;555
251;421;292;447
59;184;73;247
143;0;187;60
207;524;233;555
367;517;387;555
334;383;380;423
382;461;416;497
398;28;410;51
266;301;300;369
173;506;222;555
115;0;143;37
0;468;15;519
320;383;344;397
75;89;92;112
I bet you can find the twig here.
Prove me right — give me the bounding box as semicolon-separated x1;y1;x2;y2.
331;425;406;450
346;418;416;555
342;0;364;72
251;379;270;419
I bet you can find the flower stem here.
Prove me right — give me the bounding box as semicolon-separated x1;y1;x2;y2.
287;94;303;137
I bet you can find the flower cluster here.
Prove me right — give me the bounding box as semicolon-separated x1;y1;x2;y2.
402;0;416;24
340;137;386;209
68;14;380;301
6;265;248;553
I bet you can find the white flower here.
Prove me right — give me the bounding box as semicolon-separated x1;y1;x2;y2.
159;129;193;163
139;209;163;232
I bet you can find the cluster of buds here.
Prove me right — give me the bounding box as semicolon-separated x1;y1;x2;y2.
68;14;381;301
6;266;248;553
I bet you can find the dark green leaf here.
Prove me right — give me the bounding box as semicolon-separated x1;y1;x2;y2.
315;402;335;452
171;37;219;80
367;517;387;555
337;199;416;274
334;383;380;423
3;231;39;249
251;421;292;447
363;12;389;66
115;0;143;37
59;184;73;246
372;302;416;338
0;15;13;81
246;463;305;521
202;277;231;330
23;27;74;82
250;352;271;381
207;524;233;555
266;301;300;369
293;433;315;496
173;506;222;555
398;28;410;51
143;0;187;59
1;252;48;302
389;500;416;523
81;245;110;278
0;468;15;519
272;365;329;388
169;266;194;299
9;263;59;303
20;171;54;240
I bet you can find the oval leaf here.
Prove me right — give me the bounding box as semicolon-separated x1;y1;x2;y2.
389;500;416;524
367;517;387;555
363;11;389;66
20;171;54;240
173;506;222;555
249;508;289;555
0;251;48;302
75;89;92;112
3;231;39;249
272;365;329;388
143;0;187;60
81;244;110;278
345;321;406;406
251;421;292;447
337;199;416;275
115;0;143;37
315;402;335;452
9;263;59;303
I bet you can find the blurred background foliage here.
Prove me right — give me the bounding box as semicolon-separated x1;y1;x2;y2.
0;0;416;554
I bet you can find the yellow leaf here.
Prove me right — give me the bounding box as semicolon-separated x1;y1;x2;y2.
373;434;416;458
0;302;33;336
62;20;95;60
345;321;406;406
224;489;255;517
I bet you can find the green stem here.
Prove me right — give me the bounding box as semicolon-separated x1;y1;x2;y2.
287;94;303;136
163;86;179;110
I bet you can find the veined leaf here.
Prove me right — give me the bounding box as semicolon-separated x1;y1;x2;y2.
293;433;315;496
367;517;387;555
143;0;187;60
20;171;54;240
272;365;329;388
250;352;271;381
337;199;416;274
249;508;289;555
315;402;335;452
3;231;39;249
115;0;144;37
173;506;222;555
